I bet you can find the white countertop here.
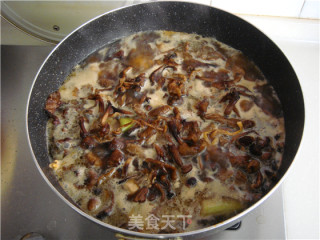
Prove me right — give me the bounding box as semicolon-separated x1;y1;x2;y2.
277;36;319;240
240;15;319;239
2;12;319;239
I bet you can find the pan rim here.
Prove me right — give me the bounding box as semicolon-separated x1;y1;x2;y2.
25;1;305;238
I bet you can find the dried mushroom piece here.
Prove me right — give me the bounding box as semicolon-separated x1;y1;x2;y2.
46;30;285;233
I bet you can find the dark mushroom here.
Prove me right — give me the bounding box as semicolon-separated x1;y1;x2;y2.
229;155;250;168
148;105;171;117
168;144;183;167
159;174;171;190
254;84;282;117
145;158;177;180
181;121;202;145
178;142;205;157
219;88;240;116
249;143;262;156
167;95;184;106
178;142;198;156
45;91;61;115
247;159;260;173
83;169;98;189
81;136;97;149
147;184;159;201
96;191;114;219
235;170;247;185
204;113;239;129
108;138;126;151
87;198;100;211
242;120;256;129
186;177;197;187
105;149;124;168
226;53;264;82
261;151;272;161
251;171;263;189
138;126;157;140
88;94;104;113
181;164;193;174
122;157;133;177
154;144;165;160
237;136;255;147
98;61;123;88
167;120;183;144
150;65;176;88
128;186;149;203
163;52;178;66
215;168;233;182
86;152;103;167
196;98;209;117
182;58;217;74
154;182;166;202
240;99;254;112
197;69;231;89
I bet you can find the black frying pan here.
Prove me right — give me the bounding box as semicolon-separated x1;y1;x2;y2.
27;2;304;239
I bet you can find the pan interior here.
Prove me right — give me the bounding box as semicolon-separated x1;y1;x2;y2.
27;1;304;237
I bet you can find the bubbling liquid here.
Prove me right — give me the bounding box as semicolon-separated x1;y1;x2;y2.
46;31;285;233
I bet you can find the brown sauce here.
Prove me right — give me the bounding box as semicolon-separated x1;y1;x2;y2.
46;31;285;233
